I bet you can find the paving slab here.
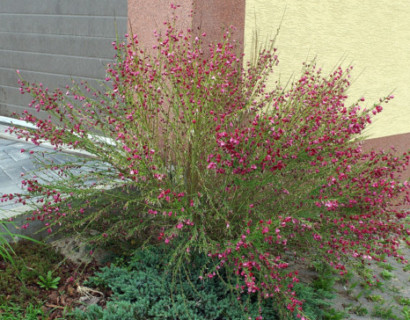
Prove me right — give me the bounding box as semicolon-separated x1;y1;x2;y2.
0;122;106;222
0;124;82;220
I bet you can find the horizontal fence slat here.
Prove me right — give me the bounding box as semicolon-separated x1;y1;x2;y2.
0;51;110;80
0;33;118;59
0;15;127;38
0;68;104;90
0;0;127;119
0;0;127;17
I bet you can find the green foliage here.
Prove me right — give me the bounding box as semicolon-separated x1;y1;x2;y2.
312;263;337;292
37;271;60;290
380;270;394;280
292;282;334;320
402;306;410;320
395;296;410;306
0;221;17;267
72;243;280;320
0;240;64;306
11;8;410;317
0;302;50;320
322;308;347;320
347;304;368;316
0;220;40;268
372;304;399;320
377;262;395;271
72;243;339;320
367;294;384;303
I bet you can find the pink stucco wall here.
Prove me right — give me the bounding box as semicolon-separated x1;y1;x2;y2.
127;0;245;52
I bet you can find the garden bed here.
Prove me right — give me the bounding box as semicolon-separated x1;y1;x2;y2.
0;234;409;319
0;240;109;319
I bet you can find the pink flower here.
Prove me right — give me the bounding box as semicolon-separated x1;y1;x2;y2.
207;162;217;169
324;200;339;211
313;233;322;241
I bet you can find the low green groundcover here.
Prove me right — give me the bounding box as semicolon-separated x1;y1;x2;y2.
71;242;334;320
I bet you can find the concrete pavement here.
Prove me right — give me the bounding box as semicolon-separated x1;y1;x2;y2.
0;124;75;219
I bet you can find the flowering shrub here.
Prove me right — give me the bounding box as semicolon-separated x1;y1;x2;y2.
3;7;409;319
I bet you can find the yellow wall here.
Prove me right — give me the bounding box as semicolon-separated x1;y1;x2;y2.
244;1;410;139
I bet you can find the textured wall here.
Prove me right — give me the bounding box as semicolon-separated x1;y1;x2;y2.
0;0;127;118
193;0;245;54
128;0;245;54
128;0;194;52
245;1;410;138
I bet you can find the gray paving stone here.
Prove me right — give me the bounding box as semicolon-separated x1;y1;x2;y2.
0;178;24;195
0;185;24;195
21;161;37;172
0;159;26;170
7;149;31;161
31;146;56;153
0;136;93;220
3;166;26;181
48;154;77;164
1;142;33;151
0;151;12;161
27;170;62;184
0;171;12;185
0;139;14;146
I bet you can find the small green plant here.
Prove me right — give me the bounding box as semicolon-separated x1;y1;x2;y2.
0;240;65;307
292;281;335;320
322;308;347;320
0;221;17;267
337;270;354;285
37;271;60;290
378;262;395;271
375;280;386;291
24;303;49;320
367;294;385;303
372;304;399;320
0;301;49;320
390;285;402;293
380;270;394;280
395;296;410;306
402;306;410;320
312;263;337;292
345;280;359;296
349;304;368;316
354;285;373;301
